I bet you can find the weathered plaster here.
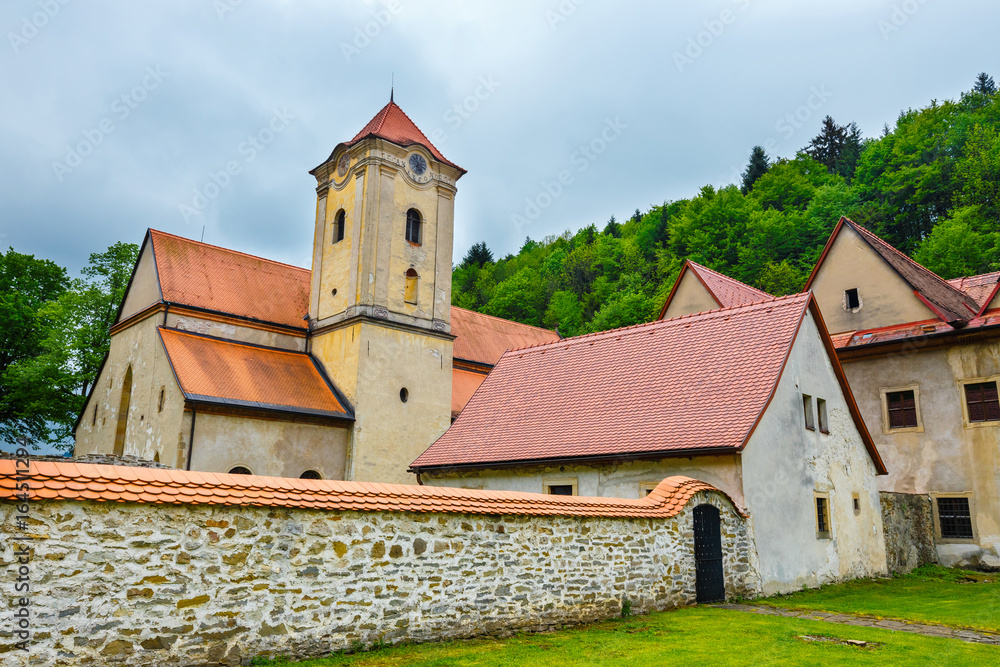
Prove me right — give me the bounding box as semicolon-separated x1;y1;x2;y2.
0;491;757;666
841;337;1000;565
118;242;160;322
166;313;305;351
741;311;887;594
810;224;936;335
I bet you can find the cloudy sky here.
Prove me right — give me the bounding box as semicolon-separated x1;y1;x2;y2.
2;0;997;275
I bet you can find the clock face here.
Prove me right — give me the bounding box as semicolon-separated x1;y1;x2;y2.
337;154;350;177
408;153;427;176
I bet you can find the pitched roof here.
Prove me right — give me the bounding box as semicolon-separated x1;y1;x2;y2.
452;367;487;417
659;260;772;319
149;229;311;330
315;100;464;174
0;460;738;518
451;307;561;366
948;271;1000;315
832;308;1000;351
806;218;980;325
415;294;834;470
159;328;352;420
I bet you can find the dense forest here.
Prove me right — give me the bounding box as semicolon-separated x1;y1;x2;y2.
452;73;1000;337
2;74;999;448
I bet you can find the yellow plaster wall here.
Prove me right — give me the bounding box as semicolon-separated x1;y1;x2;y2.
74;315;187;466
187;412;349;479
118;241;161;322
310;323;363;403
842;338;1000;564
810;224;936;334
423;456;746;504
662;272;720;320
315;167;359;321
348;321;453;484
988;289;1000;312
165;312;305;351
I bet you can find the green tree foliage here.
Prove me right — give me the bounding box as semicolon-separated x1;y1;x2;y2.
740;146;771;194
1;242;138;447
461;241;493;268
453;77;1000;334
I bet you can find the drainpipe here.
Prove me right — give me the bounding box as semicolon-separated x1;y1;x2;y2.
185;408;196;471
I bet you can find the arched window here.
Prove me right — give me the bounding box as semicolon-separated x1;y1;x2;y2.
405;208;421;245
334;209;346;243
113;366;133;456
300;470;322;480
404;268;418;304
228;466;252;475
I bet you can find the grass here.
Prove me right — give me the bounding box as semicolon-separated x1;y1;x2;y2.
249;605;998;667
756;565;1000;633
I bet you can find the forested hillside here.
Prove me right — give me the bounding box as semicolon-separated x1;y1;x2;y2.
453;73;1000;337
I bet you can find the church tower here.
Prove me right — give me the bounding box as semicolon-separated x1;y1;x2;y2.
307;97;465;483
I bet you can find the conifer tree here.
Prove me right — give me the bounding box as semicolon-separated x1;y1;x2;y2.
804;116;848;173
740;146;771;194
973;72;997;96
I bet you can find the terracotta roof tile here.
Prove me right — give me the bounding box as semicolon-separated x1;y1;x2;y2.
414;294;813;470
160;328;352;419
0;460;741;518
345;100;463;172
451;307;560;366
948;271;1000;313
150;229;311;330
658;260;773;320
833;308;1000;350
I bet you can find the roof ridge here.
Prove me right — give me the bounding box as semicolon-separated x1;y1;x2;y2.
451;306;559;335
842;218;977;308
506;292;809;355
150;229;310;274
687;261;771;297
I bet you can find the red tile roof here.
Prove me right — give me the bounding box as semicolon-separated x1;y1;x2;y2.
160;328;352;419
948;271;1000;314
659;260;772;319
331;100;463;173
806;218;980;325
0;460;738;518
452;367;487;417
415;294;817;470
832;308;1000;351
149;229;311;330
452;307;561;366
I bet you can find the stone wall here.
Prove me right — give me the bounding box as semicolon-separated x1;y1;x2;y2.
0;491;757;666
880;491;936;573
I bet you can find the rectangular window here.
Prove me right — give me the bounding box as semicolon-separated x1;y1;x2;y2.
547;485;574;496
815;495;830;538
817;398;829;434
845;288;860;310
640;482;658;496
803;394;815;430
936;497;974;539
964;381;1000;423
852;493;861;515
887;390;918;429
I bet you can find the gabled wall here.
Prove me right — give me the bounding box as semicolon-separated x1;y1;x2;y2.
810;224;936;334
117;241;160;322
661;271;720;320
740;310;887;594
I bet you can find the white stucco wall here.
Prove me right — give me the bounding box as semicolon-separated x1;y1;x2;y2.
740;310;887;594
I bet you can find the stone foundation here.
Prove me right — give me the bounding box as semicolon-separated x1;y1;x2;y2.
0;490;757;666
879;491;936;573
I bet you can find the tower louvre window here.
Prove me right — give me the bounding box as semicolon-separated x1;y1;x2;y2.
405;208;422;245
334;209;346;243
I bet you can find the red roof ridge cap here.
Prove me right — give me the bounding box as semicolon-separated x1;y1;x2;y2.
149;228;310;275
503;292;810;357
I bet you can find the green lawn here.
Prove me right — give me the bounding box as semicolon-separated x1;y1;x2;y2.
756;565;1000;633
251;605;997;667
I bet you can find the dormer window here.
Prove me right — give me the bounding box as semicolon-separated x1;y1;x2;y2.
845;288;860;310
334;209;346;243
405;208;421;245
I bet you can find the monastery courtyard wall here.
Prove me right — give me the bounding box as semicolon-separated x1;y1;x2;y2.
0;467;758;666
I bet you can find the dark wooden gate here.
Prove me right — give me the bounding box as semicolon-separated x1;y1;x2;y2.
694;504;725;603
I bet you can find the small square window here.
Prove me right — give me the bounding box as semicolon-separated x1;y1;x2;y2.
803;394;815;431
964;381;1000;423
544;478;578;496
547;485;574;496
845;288;860;310
815;495;831;538
817;398;829;434
936;497;973;539
887;390;918;429
640;483;658;497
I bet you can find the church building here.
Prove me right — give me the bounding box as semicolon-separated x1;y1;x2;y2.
72;98;558;483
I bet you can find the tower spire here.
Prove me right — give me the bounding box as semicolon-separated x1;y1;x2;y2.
390;73;394;103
